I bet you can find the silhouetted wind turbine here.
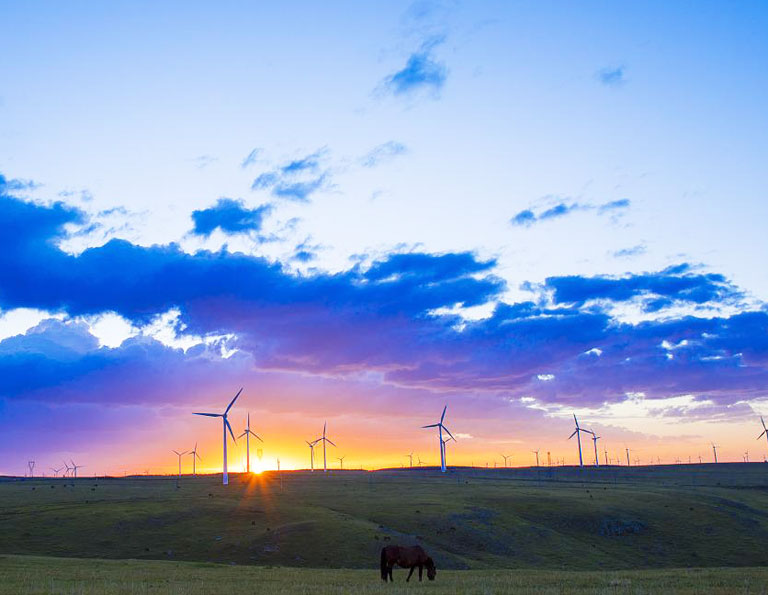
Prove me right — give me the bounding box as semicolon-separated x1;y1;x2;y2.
501;453;512;467
337;455;345;470
405;452;414;467
568;414;592;467
306;439;319;471
172;450;187;477
315;422;336;473
530;450;538;467
590;432;600;467
193;387;242;485
238;412;263;473
711;443;719;463
62;460;72;478
757;416;768;450
70;460;84;478
188;442;202;476
50;466;63;477
422;405;455;472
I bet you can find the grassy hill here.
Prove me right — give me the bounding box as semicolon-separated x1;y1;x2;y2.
2;465;768;571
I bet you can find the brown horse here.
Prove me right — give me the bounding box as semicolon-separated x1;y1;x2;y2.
380;545;437;582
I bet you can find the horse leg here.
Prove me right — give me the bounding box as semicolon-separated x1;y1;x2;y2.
406;567;415;582
388;565;394;582
419;565;423;581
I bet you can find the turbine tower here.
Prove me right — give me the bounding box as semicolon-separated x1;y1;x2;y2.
422;405;455;473
337;455;345;470
405;452;414;467
238;412;263;473
188;443;202;476
530;451;538;467
568;414;593;467
441;435;454;467
315;422;336;472
193;387;242;485
62;461;72;478
501;453;512;467
711;443;719;463
172;450;187;477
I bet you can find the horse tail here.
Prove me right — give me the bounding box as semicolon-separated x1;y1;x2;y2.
380;547;388;581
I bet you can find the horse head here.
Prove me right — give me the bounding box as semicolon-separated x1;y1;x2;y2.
425;557;436;580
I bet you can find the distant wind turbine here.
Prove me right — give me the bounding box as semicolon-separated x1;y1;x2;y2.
711;443;719;463
422;405;455;473
306;439;319;471
50;466;63;477
568;414;593;467
590;433;600;467
172;450;187;477
604;448;609;466
315;422;336;473
502;453;512;467
238;412;263;473
405;452;414;468
62;460;72;478
188;442;202;476
70;460;84;478
530;451;538;467
625;448;631;467
193;387;242;485
337;455;345;470
416;455;424;467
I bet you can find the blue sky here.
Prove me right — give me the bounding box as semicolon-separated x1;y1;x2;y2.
1;1;767;474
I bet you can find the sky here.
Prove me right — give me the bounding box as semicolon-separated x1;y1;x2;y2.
1;1;768;475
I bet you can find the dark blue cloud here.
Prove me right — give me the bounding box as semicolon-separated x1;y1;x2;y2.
510;198;630;227
0;173;40;193
543;265;740;309
598;66;626;87
382;37;447;96
191;198;272;236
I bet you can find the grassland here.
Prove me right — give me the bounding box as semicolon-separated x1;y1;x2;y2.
2;465;768;592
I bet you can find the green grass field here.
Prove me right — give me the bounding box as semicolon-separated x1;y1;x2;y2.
2;465;768;592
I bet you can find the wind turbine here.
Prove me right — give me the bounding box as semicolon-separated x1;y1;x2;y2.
193;387;242;485
625;447;631;466
188;443;202;476
172;450;187;477
530;451;538;467
757;417;768;450
315;422;336;472
711;443;719;463
502;453;512;467
337;455;345;470
590;433;600;467
405;452;414;467
62;460;72;477
604;448;609;466
238;412;263;473
50;466;63;477
416;455;424;467
422;405;455;472
441;435;454;467
70;460;84;478
306;439;319;471
568;414;593;467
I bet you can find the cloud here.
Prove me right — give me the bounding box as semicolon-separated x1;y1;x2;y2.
542;264;741;310
2;183;768;422
380;37;447;97
190;198;272;237
597;66;626;87
251;149;329;202
361;142;408;168
0;173;40;193
510;198;630;227
612;245;646;259
192;155;217;169
241;148;262;169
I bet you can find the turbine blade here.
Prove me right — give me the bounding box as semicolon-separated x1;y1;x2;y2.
441;425;455;441
225;387;243;415
193;412;221;417
568;430;577;439
440;405;447;423
253;433;264;442
238;431;247;439
758;431;766;440
226;419;237;443
422;424;439;428
326;439;337;447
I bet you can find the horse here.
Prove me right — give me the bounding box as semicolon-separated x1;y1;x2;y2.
380;544;437;582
